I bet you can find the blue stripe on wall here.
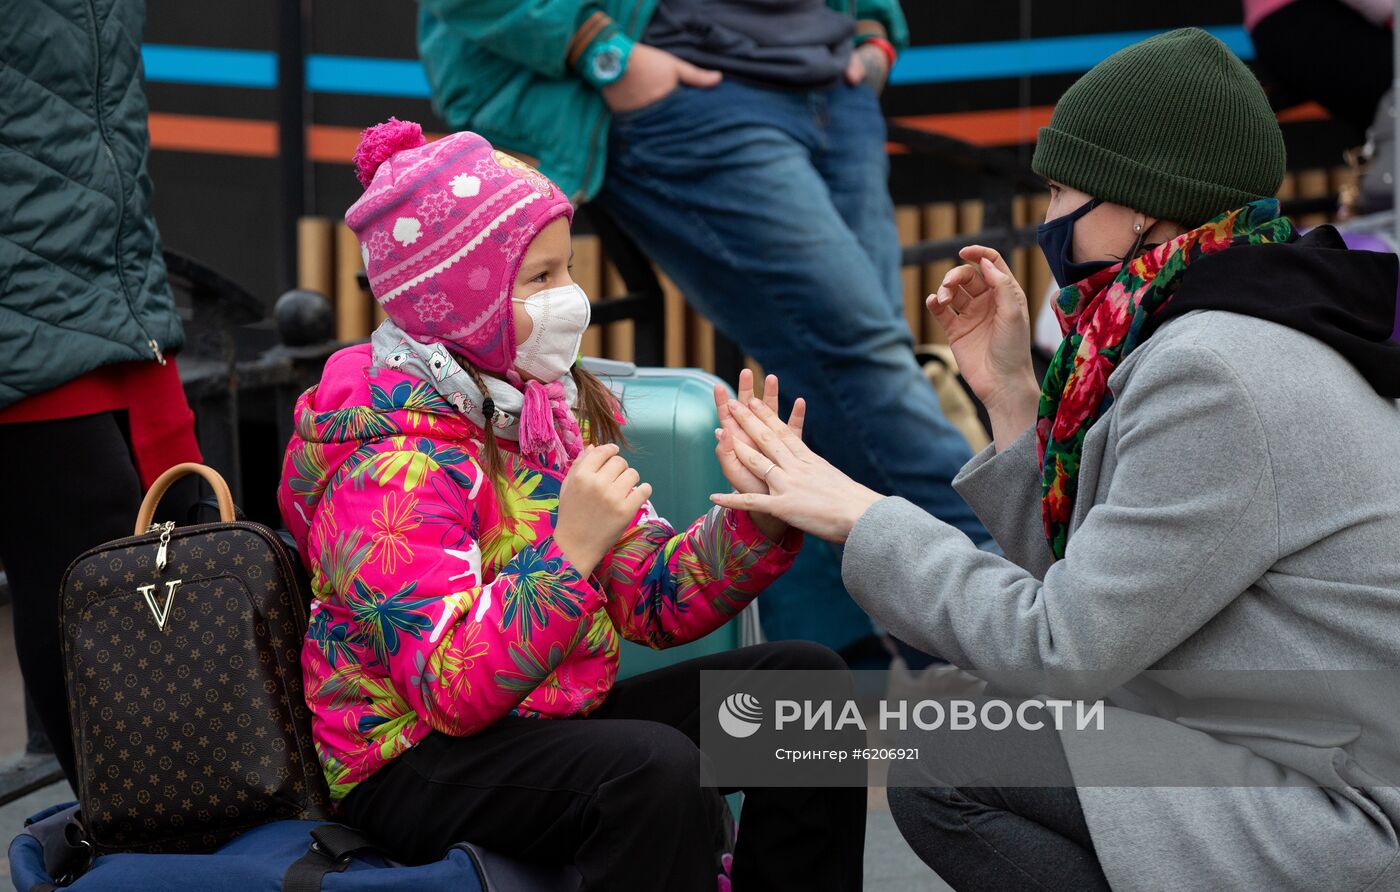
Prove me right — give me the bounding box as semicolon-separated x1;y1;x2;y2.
889;26;1253;86
141;26;1255;95
306;55;431;97
142;45;278;89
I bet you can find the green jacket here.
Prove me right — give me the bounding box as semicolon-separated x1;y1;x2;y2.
418;0;909;202
0;0;182;409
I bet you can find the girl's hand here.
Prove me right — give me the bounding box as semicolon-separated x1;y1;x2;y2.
554;443;653;578
710;398;883;544
929;246;1041;448
712;370;804;542
712;369;806;493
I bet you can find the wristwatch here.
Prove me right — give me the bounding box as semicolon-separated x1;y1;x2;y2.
579;29;632;89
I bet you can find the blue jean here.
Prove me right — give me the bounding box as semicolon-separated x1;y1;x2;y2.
598;78;988;650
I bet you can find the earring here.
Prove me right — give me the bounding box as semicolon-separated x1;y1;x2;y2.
1134;222;1143;233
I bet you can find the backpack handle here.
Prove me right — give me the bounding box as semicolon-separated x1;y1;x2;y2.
134;462;236;535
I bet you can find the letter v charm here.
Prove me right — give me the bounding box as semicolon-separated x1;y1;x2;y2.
137;579;182;631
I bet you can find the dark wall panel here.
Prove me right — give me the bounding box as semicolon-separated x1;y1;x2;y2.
149;153;283;296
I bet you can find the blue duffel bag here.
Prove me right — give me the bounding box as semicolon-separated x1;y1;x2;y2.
10;802;581;892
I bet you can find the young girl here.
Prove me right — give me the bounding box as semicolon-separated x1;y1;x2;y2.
277;120;864;891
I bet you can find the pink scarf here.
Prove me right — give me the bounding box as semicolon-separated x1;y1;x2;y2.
508;370;585;466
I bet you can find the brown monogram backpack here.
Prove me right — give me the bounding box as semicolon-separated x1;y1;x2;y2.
58;462;330;856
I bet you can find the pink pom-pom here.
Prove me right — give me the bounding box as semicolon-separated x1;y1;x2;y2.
352;117;425;187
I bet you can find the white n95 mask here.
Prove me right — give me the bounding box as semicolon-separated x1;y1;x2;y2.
511;283;592;382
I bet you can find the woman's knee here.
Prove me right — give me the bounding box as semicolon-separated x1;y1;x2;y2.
888;784;968;867
889;784;962;827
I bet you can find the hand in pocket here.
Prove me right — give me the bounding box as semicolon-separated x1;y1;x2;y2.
603;44;721;114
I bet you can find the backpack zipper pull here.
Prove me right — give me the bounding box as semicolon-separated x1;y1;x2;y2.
155;521;175;572
149;339;166;365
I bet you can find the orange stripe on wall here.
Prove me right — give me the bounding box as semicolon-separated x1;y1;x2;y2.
148;114;442;163
148;113;277;157
1277;101;1330;124
308;124;444;162
309;124;381;163
894;106;1055;147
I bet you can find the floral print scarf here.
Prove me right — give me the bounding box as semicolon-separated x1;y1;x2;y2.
1037;199;1294;559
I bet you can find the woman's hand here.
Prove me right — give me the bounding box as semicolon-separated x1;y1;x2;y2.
929;246;1041;449
554;443;653;578
711;397;883;544
712;369;803;542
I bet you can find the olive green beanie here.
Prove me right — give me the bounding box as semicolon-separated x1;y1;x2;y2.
1032;28;1286;228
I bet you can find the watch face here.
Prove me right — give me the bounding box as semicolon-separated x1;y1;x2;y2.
592;47;623;81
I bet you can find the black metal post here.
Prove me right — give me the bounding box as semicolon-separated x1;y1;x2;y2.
582;204;669;367
711;333;745;389
277;0;310;294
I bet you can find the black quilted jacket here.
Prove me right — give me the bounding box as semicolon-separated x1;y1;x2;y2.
0;0;184;407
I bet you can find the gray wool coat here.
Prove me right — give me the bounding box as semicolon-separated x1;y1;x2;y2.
843;309;1400;890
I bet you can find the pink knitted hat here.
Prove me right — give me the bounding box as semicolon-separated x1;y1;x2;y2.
345;118;574;374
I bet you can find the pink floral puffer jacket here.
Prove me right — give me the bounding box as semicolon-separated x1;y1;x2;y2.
276;345;801;800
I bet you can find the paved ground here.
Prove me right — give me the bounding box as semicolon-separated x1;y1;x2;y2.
0;600;951;889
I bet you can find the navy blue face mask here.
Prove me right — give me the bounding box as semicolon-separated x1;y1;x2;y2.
1037;197;1114;288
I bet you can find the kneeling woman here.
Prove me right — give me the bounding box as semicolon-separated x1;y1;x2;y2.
278;123;863;891
711;28;1400;891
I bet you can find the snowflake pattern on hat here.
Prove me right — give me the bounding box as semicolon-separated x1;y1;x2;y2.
419;191;454;226
415;290;451;324
472;157;508;180
499;227;534;263
367;230;394;262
